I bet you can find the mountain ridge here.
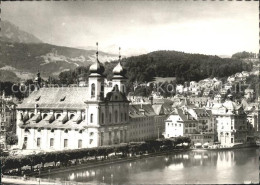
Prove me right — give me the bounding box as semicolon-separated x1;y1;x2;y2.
0;20;43;44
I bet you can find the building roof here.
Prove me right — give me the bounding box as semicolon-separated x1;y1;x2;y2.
193;108;210;118
17;87;89;110
129;104;156;118
152;103;173;115
176;108;196;122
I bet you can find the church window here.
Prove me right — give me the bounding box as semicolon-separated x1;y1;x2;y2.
56;114;61;119
91;83;95;97
115;111;118;122
78;139;82;148
43;114;48;119
50;138;54;147
37;138;41;147
90;114;93;123
70;114;75;120
64;139;68;148
101;113;104;124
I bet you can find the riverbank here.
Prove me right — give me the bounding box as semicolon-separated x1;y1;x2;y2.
35;148;190;177
192;144;259;151
2;149;190;185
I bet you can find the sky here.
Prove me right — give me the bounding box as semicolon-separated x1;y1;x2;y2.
2;1;259;56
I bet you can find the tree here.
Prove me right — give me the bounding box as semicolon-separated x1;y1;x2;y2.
5;132;18;145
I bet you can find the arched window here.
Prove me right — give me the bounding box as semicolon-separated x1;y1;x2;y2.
56;114;61;119
91;83;95;97
90;114;93;123
43;114;48;119
122;85;125;93
101;113;104;124
100;84;104;98
115;110;118;123
78;139;82;148
30;113;35;118
109;113;112;123
121;113;123;121
70;114;75;120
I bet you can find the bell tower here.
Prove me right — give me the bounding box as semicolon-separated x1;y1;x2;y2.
88;42;105;101
112;47;127;94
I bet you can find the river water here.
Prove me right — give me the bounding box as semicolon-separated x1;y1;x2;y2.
46;147;259;184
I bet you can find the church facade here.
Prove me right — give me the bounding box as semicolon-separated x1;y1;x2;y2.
16;51;131;151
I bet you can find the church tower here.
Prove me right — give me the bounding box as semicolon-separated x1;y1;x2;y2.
88;42;105;101
112;47;127;94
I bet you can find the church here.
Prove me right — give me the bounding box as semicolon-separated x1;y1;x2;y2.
16;47;132;151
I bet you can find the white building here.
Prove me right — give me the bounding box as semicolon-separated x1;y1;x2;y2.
165;109;186;138
16;52;131;151
211;100;248;147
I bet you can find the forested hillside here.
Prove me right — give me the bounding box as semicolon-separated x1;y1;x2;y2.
58;50;252;85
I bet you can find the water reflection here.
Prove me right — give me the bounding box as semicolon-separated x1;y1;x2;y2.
47;148;259;184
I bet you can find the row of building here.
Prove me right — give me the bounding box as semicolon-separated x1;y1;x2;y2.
13;51;176;152
1;50;259;151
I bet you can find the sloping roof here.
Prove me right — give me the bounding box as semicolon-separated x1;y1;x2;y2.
21;117;85;130
152;104;163;115
129;104;156;118
223;100;240;111
177;109;196;122
193;108;210;118
17;87;89;110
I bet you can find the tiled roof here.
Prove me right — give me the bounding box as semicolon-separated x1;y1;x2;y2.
129;104;156;118
21;117;85;130
177;109;196;122
17;87;89;110
193;108;210;118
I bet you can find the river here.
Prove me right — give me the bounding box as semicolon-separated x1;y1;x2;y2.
46;147;259;184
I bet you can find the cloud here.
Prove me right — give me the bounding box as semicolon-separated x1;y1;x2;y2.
1;1;258;56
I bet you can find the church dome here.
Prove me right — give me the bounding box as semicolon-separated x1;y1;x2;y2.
89;58;105;74
113;62;126;76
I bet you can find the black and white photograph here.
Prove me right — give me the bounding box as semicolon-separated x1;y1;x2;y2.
0;1;259;184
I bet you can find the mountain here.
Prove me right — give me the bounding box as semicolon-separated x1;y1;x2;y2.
58;50;253;88
0;41;118;81
119;50;252;83
78;45;148;57
0;20;43;44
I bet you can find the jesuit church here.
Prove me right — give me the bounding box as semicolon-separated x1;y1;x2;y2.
16;48;131;151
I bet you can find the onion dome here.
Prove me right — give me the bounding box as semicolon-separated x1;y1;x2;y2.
89;57;105;74
89;42;105;75
112;47;126;76
113;61;126;76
